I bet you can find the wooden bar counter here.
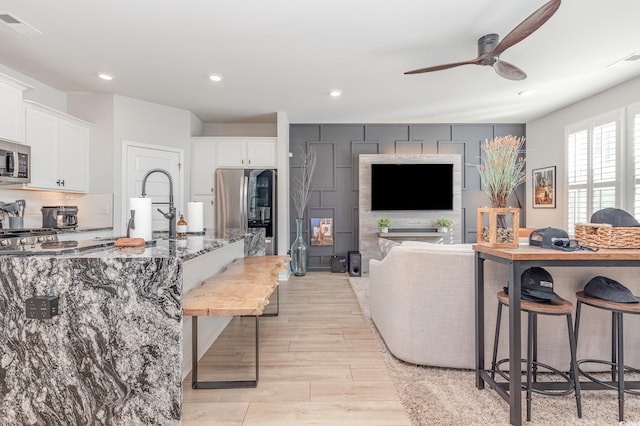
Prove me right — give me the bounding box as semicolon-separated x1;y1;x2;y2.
474;244;640;425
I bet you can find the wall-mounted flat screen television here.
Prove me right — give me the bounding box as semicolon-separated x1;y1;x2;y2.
371;163;453;210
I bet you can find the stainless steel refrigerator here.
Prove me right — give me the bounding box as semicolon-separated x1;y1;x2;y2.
214;168;277;254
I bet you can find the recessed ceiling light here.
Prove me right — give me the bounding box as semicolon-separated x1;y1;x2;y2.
329;90;342;97
209;74;223;82
518;89;535;96
98;73;113;81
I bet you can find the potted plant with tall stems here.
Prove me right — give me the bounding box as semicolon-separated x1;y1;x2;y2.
476;135;526;247
290;147;317;276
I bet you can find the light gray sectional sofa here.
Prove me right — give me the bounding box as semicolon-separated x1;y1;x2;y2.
369;240;640;370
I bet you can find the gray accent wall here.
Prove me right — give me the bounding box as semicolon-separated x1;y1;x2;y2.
289;123;526;272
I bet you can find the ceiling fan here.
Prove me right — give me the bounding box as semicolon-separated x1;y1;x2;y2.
404;0;561;81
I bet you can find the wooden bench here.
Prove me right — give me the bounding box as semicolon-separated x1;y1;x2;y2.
182;255;289;389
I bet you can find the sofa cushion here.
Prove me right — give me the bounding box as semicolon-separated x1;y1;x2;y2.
379;238;400;258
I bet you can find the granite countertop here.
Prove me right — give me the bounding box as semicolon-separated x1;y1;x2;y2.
0;229;248;261
60;226;114;233
76;230;247;261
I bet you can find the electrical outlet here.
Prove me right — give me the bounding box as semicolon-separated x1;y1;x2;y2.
25;296;59;319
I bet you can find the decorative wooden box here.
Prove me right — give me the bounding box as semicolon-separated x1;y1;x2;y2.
476;207;520;248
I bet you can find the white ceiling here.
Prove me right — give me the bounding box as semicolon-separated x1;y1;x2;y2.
1;0;639;124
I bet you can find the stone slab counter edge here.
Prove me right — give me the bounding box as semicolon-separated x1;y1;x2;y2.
0;231;246;425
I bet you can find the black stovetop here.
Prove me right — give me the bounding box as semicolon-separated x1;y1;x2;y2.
0;238;115;256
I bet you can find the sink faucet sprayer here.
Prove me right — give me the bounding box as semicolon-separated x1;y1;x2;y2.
141;168;176;239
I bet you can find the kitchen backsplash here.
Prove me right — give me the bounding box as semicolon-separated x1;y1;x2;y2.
0;189;112;229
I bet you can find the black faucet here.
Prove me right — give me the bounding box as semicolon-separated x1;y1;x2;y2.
141;168;176;239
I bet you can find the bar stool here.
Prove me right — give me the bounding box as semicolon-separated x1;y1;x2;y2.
574;290;640;422
491;290;582;421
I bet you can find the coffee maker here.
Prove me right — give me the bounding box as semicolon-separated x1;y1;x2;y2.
42;206;79;229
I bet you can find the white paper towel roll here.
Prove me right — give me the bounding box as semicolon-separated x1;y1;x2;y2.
129;197;153;241
187;201;204;233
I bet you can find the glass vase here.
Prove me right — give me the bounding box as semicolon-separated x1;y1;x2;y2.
290;218;308;276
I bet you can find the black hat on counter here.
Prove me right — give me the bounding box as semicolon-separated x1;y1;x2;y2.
584;276;639;303
505;267;562;302
590;208;640;227
529;227;570;249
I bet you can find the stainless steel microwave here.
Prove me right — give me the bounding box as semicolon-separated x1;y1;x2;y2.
0;139;30;184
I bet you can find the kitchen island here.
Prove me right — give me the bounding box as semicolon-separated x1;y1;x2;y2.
0;231;250;425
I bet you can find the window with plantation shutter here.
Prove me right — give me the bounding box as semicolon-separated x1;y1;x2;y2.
566;112;621;234
633;106;640;216
567;128;588;232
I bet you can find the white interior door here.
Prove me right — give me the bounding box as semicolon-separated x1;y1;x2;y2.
124;142;183;233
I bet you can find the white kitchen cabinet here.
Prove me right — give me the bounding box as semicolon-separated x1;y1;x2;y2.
25;102;91;192
190;138;216;231
216;137;277;168
190;138;216;195
0;73;32;143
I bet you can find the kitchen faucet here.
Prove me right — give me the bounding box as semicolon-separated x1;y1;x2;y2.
141;168;176;239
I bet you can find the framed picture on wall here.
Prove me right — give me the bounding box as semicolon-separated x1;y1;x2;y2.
532;166;556;209
310;217;334;246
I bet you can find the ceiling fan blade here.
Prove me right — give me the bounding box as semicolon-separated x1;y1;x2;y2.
492;0;561;57
493;60;527;81
404;58;482;75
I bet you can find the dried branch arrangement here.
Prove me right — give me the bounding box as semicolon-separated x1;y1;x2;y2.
292;147;317;218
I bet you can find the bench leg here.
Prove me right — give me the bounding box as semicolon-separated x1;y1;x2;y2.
191;315;259;389
261;285;279;317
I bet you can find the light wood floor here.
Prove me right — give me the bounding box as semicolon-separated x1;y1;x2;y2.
182;272;410;425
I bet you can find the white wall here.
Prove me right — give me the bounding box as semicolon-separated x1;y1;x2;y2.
0;64;66;112
276;112;289;260
526;75;640;229
203;122;277;137
111;96;192;234
68;93;193;234
190;112;204;137
67;93;115;194
0;67;116;229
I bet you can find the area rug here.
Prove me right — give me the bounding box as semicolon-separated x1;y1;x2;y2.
348;275;640;426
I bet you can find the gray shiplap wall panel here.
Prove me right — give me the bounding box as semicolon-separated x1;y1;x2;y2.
395;140;424;154
334;232;353;255
310;142;335;189
410;124;452;151
437;141;467;189
365;125;410;151
452;124;494;191
351;141;379;189
323;125;366;166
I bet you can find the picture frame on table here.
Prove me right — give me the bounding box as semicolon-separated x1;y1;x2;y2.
532;166;556;209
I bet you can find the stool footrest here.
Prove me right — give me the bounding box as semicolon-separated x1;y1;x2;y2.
493;358;577;396
577;359;640;396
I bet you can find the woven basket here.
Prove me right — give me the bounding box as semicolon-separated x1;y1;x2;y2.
574;222;640;249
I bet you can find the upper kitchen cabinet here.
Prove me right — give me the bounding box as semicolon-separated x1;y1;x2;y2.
0;73;33;143
216;137;277;168
25;102;91;192
191;138;217;195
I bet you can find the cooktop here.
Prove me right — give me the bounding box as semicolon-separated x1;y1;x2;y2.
0;239;115;256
